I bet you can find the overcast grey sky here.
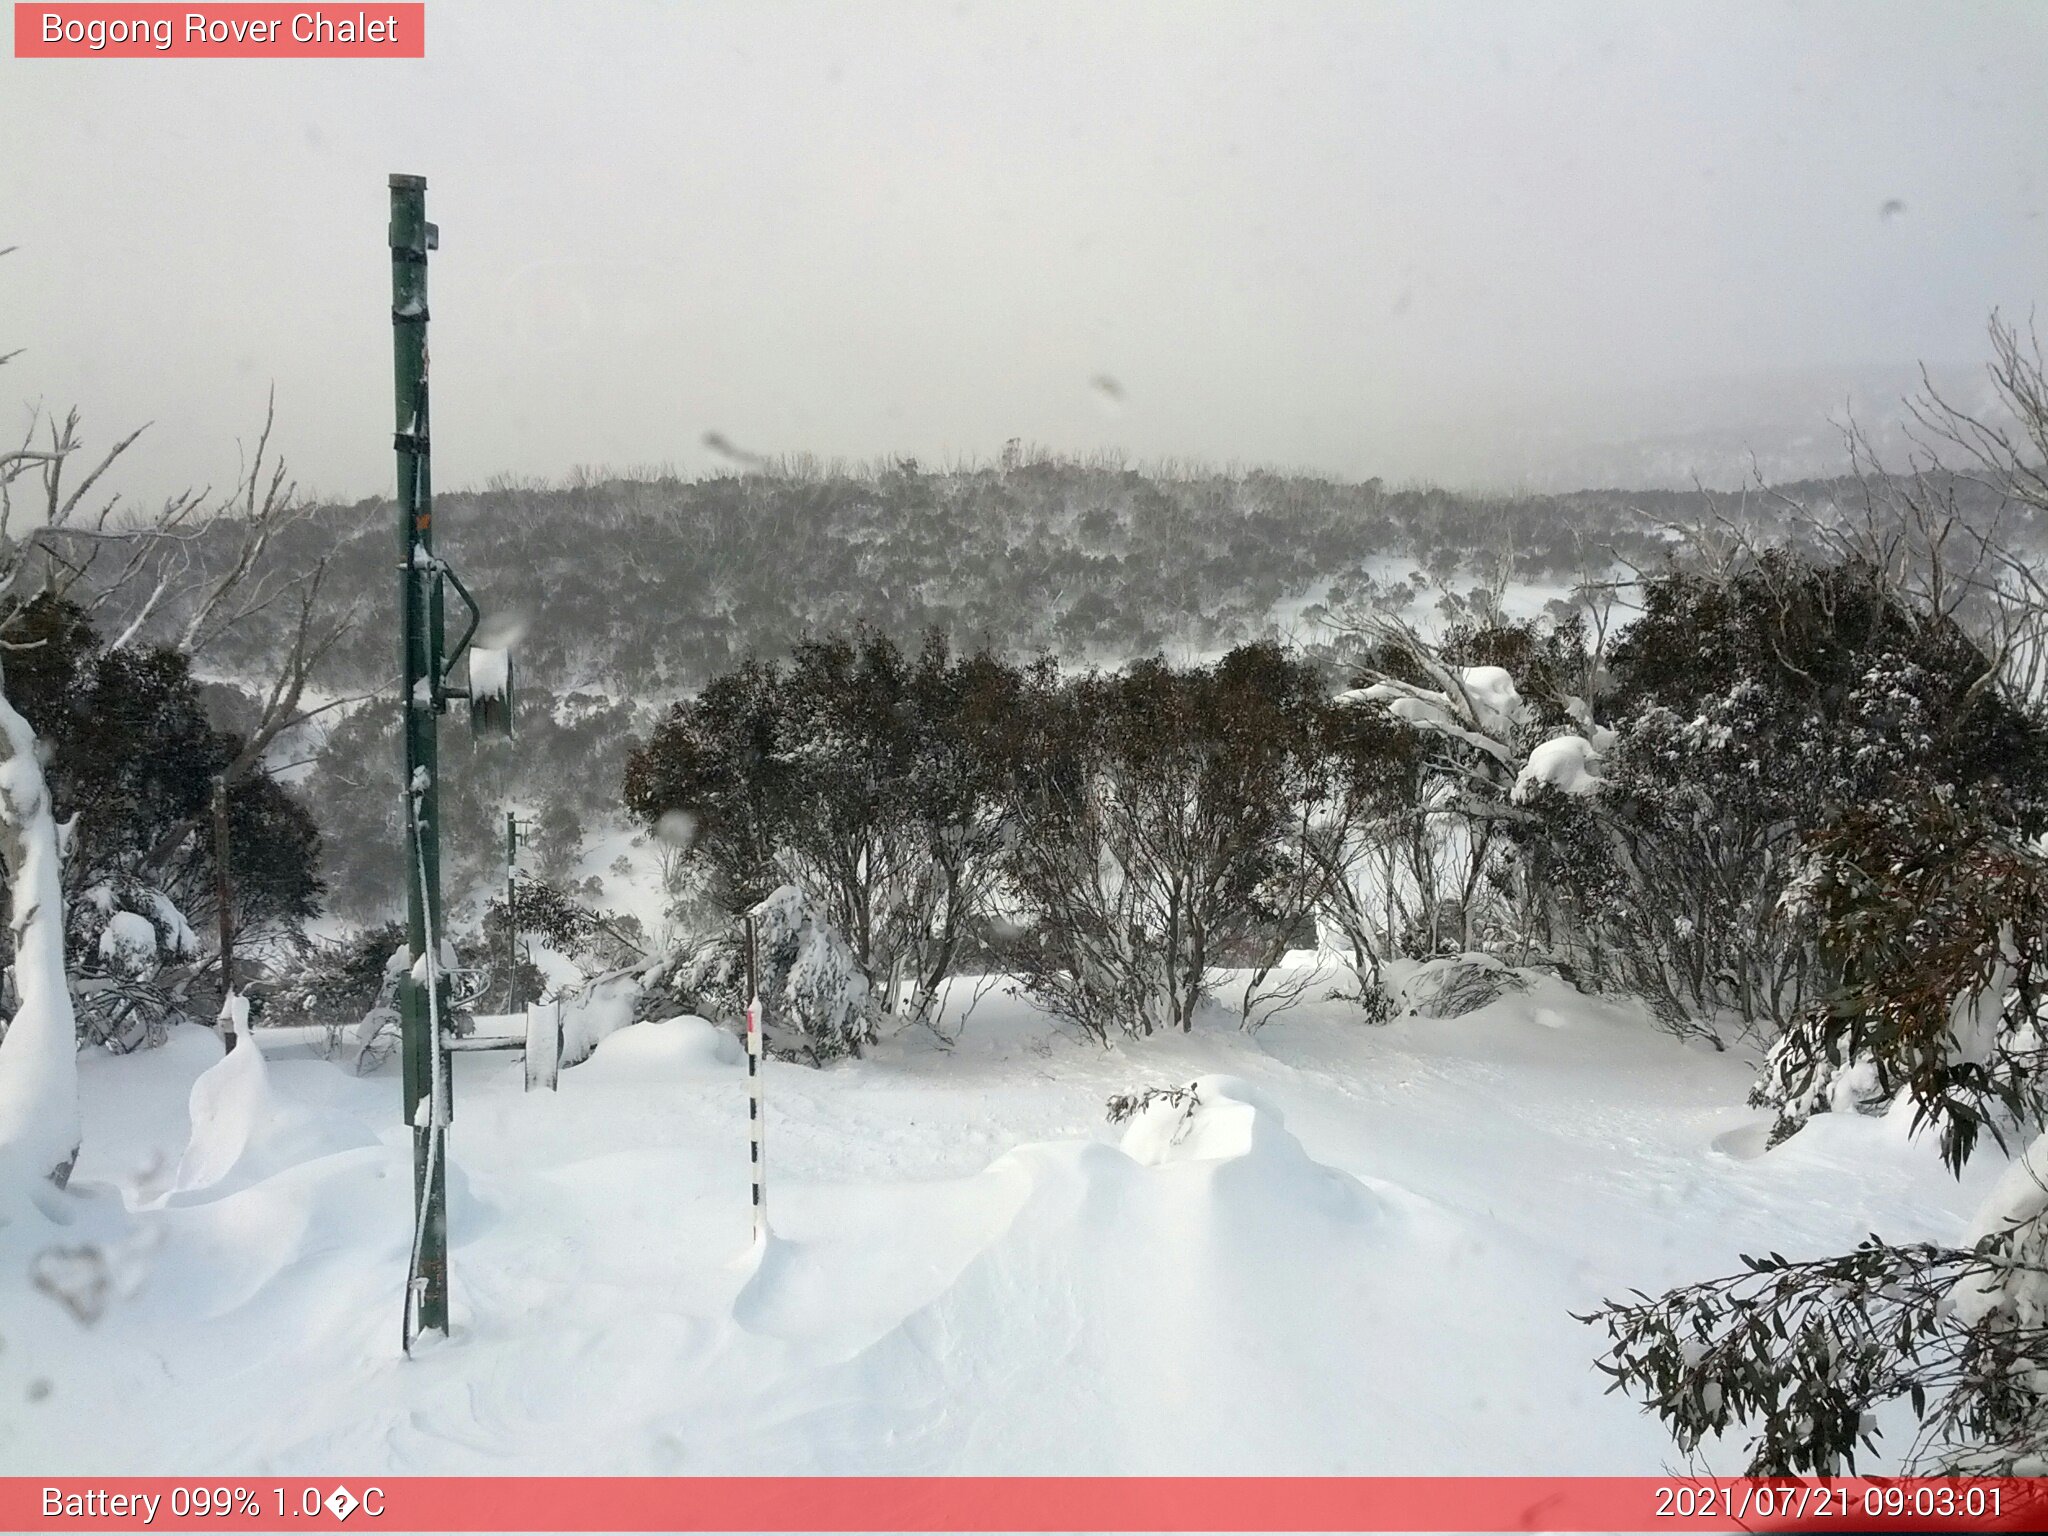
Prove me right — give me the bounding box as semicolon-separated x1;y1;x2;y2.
3;0;2044;501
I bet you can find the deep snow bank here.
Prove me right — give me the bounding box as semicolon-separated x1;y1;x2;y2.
3;969;1994;1477
723;1074;1588;1473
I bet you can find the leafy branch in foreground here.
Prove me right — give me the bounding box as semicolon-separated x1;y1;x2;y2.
1581;1227;2048;1475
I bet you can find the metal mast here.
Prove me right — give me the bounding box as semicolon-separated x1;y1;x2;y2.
391;172;449;1344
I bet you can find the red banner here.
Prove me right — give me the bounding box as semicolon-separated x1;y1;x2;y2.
4;1476;2047;1532
12;4;424;58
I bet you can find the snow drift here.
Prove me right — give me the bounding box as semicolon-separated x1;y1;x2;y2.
158;1030;376;1206
577;1015;742;1081
1;968;1989;1478
721;1073;1583;1474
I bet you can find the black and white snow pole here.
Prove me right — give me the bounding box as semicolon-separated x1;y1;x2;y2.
745;914;766;1245
504;810;523;1013
212;775;236;1051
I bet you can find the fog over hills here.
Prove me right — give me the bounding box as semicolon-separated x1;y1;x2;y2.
96;445;2020;920
1374;359;2003;493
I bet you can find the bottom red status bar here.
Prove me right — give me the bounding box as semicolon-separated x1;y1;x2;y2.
7;1476;2047;1533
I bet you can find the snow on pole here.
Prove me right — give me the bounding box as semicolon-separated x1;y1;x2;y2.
391;170;451;1349
523;998;562;1093
745;913;766;1245
468;646;513;737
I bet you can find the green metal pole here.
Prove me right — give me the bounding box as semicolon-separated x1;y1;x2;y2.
391;172;449;1341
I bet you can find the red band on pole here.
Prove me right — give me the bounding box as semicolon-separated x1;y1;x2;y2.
6;1476;2047;1532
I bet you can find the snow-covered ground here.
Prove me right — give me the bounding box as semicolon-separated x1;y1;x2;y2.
0;968;2004;1476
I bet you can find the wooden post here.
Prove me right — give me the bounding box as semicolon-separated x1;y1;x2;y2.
213;775;236;1051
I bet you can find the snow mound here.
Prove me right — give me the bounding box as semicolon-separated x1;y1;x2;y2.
731;1086;1403;1472
579;1015;742;1080
1115;1074;1289;1166
159;1032;376;1206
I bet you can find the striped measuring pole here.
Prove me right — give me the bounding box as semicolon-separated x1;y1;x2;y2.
744;914;766;1244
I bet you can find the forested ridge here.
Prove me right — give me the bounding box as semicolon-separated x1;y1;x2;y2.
137;455;2014;697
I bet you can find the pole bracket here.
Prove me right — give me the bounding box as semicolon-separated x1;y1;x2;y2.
438;561;483;686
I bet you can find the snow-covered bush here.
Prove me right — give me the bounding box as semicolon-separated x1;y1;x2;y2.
65;878;200;1051
1547;555;2048;1035
662;884;875;1062
475;877;642;1012
1104;1081;1201;1127
1001;645;1333;1039
557;974;644;1066
624;631;1018;1034
264;923;404;1028
1392;953;1529;1019
1754;796;2048;1173
4;595;323;1046
1326;613;1604;976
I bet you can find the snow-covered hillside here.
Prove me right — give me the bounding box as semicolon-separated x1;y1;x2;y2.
0;968;2000;1476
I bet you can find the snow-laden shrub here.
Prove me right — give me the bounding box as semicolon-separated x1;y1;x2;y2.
1547;556;2048;1034
63;877;201;1051
557;974;644;1066
664;884;875;1062
764;893;875;1060
1392;953;1529;1019
1753;795;2048;1173
265;922;399;1015
624;631;1017;1034
255;928;409;1074
1104;1082;1200;1127
1325;613;1604;977
477;878;642;1013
